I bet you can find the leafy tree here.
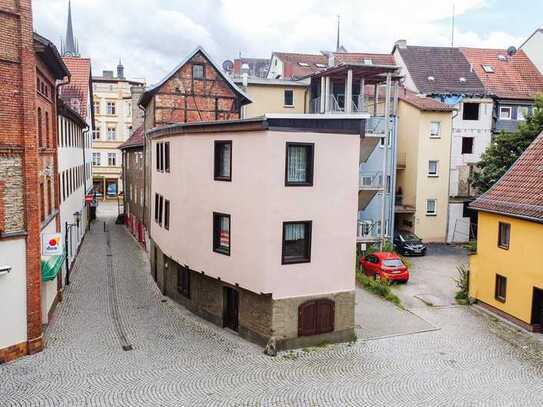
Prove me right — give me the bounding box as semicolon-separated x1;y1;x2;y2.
471;94;543;193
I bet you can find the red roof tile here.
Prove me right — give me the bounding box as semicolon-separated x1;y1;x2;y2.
398;88;455;112
460;48;543;100
119;125;144;150
470;131;543;221
272;52;328;78
60;57;92;120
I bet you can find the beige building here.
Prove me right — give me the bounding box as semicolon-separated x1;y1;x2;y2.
233;77;309;118
395;90;454;242
91;63;144;199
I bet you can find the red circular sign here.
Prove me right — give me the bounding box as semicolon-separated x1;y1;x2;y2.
49;239;57;247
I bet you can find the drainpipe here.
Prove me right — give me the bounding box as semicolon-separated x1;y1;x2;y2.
379;73;392;251
445;108;459;243
82;126;90;231
138;103;147;236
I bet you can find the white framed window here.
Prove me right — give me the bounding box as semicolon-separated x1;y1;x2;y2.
428;160;439;177
106;101;116;115
426;199;437;216
108;152;116;166
482;64;495;73
363;59;373;65
93;100;100;115
284;89;294;107
92;152;101;166
92;128;101;140
107;126;116;140
430;121;441;138
499;106;512;120
517;106;529;121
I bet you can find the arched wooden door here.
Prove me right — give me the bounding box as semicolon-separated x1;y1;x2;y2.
298;299;335;337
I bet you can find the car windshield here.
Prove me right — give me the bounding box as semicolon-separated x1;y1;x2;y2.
399;232;420;242
383;259;404;267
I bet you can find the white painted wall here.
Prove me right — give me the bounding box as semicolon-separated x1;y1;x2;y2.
447;202;470;243
267;55;284;79
521;30;543;74
151;129;359;299
0;238;27;349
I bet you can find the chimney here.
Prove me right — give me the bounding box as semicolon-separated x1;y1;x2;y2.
395;39;407;49
241;63;250;87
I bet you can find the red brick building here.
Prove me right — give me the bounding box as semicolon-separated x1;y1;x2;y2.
0;0;70;363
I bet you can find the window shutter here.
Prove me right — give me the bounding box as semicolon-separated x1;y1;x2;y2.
298;301;317;337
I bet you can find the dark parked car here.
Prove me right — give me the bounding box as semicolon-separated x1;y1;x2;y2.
394;230;426;256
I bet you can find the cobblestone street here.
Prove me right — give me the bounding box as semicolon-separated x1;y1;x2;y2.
2;210;543;406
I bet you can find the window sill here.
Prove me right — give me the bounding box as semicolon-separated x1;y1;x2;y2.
429;135;441;139
213;248;230;256
427;174;439;178
498;245;509;250
214;176;232;182
285;181;313;187
283;105;295;108
426;213;437;217
495;297;506;303
282;257;311;265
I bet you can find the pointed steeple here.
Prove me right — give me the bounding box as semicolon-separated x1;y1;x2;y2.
64;0;80;57
336;15;340;52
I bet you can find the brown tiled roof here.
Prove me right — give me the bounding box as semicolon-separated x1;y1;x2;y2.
460;48;543;100
272;52;328;78
470;132;543;221
397;46;486;95
398;88;455;112
334;52;395;66
60;57;92;120
119;125;144;150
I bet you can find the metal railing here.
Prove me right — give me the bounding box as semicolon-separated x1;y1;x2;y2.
309;95;368;114
357;220;381;241
359;171;384;189
365;116;387;135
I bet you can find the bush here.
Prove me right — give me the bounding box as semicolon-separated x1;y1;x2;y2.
463;240;477;254
356;272;402;308
454;264;470;305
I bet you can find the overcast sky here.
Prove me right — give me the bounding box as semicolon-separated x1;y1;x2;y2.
33;0;541;84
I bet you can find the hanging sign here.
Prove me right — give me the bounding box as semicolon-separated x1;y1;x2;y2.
42;233;63;256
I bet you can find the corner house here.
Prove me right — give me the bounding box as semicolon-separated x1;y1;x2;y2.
150;114;363;350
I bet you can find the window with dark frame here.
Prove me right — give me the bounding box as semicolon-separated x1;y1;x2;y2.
495;274;507;302
177;266;190;299
164;199;170;230
498;222;510;249
165;142;170;173
462;102;480;120
285;143;314;186
462;137;474;154
158;195;164;225
282;221;312;264
214;141;232;181
192;64;204;79
156;143;161;171
284;89;294;106
213;212;230;255
154;193;159;222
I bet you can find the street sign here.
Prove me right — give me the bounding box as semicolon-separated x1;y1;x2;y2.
42;233;63;256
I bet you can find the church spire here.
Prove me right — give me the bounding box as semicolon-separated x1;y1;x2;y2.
336;15;340;52
63;0;80;57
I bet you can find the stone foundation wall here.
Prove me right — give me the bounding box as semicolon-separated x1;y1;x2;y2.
272;291;356;350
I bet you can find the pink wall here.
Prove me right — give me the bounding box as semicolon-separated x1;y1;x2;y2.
151;129;359;299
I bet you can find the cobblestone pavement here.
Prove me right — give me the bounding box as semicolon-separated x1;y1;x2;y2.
2;213;543;406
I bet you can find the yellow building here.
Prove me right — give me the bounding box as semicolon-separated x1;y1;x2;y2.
470;132;543;331
92;63;144;199
395;91;455;242
233;77;309;118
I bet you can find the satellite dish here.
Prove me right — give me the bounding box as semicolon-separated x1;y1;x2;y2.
507;46;517;57
222;60;234;73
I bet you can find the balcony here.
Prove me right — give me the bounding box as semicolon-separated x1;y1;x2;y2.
357;220;382;242
309;95;368;114
359;172;383;210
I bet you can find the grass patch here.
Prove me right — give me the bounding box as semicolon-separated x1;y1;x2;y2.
356;272;403;308
454;264;470;305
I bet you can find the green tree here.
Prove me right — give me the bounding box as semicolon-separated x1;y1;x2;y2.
471;94;543;193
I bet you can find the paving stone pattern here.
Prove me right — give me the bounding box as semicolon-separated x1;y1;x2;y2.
2;214;543;406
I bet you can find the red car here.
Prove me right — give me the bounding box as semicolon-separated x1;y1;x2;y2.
360;252;409;283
